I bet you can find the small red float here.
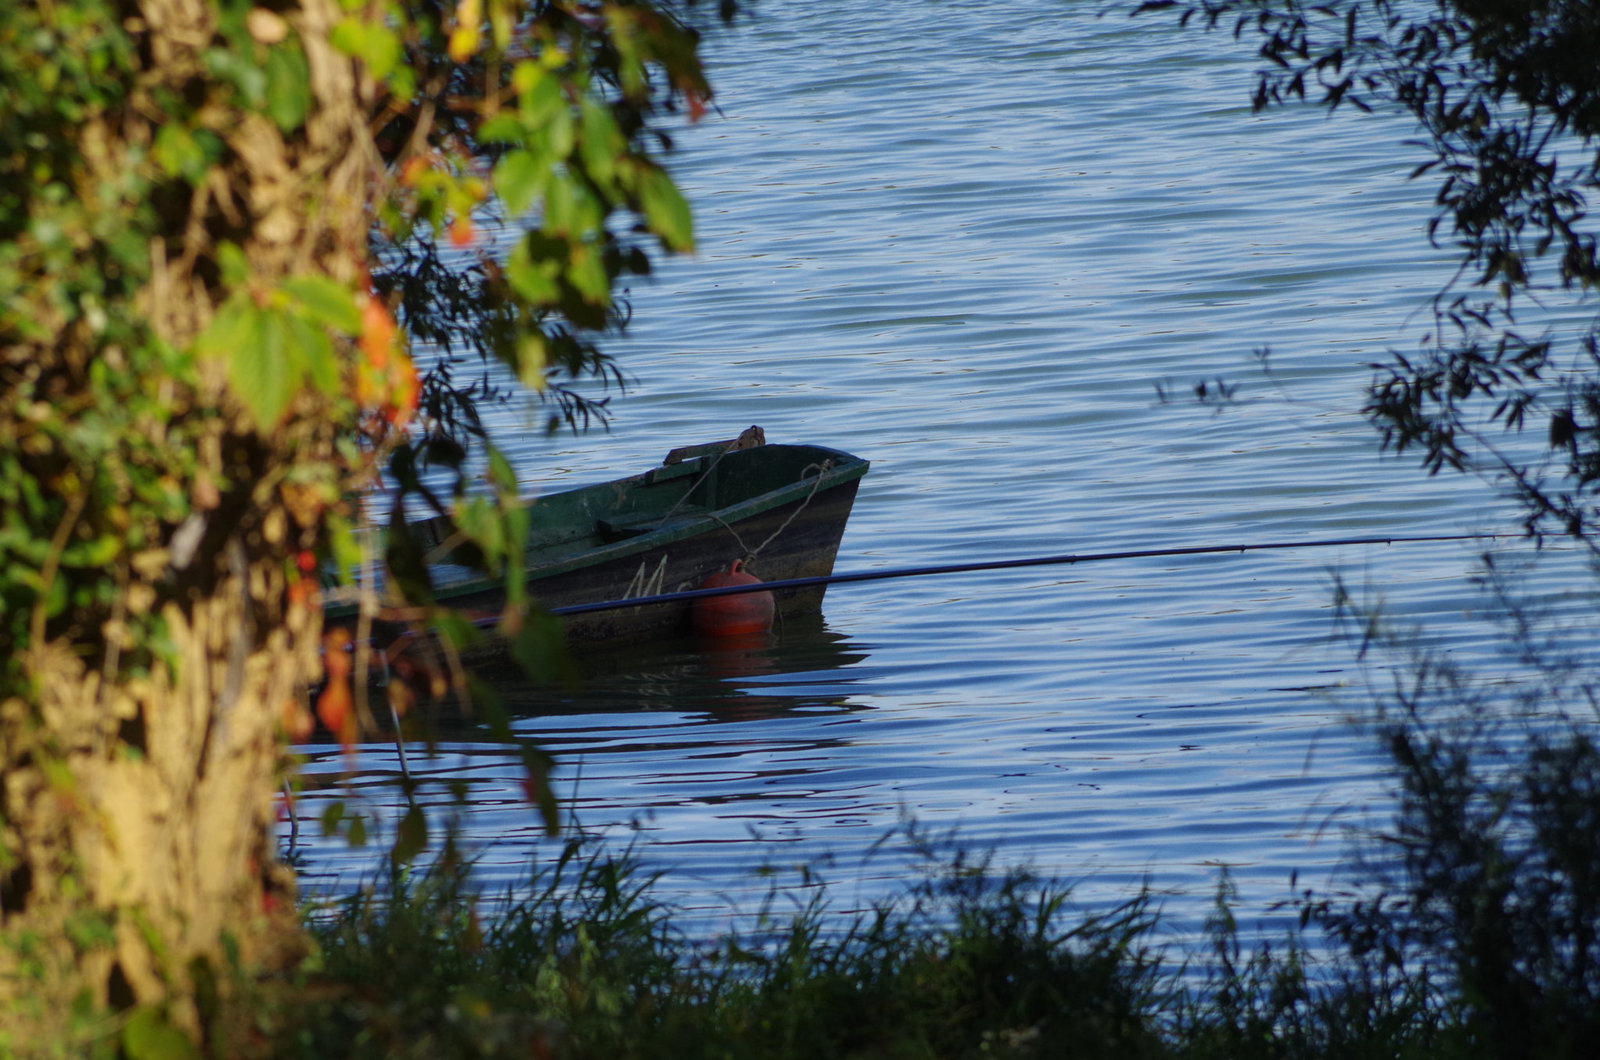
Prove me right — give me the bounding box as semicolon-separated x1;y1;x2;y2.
692;559;775;637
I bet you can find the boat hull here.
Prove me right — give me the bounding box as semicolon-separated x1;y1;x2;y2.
456;474;860;641
332;442;868;647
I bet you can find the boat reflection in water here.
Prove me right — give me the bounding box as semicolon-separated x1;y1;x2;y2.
288;614;878;896
505;611;875;725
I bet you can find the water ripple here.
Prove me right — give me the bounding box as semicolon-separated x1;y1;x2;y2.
288;0;1597;947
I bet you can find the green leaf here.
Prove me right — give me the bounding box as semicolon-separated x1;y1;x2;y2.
505;238;559;304
565;245;609;303
123;1007;197;1060
227;309;302;430
520;742;562;836
384;500;435;605
502;502;530;609
263;42;312;133
429;609;482;651
391;804;428;867
514;64;567;133
152;124;207;183
281;274;361;332
541;173;576;235
489;0;514;51
215;242;250;287
193;298;252;360
478;114;524;145
453;495;505;567
494;150;543;216
468;675;514;741
511;59;543;95
389;62;416;100
325;513;363;582
578;99;622;190
204;47;266;107
508;610;576;690
487;446;517;496
515;333;546;393
284;311;338;395
328;17;364;57
41;570;69;624
637;165;694;251
61;534;121;568
329;16;400;79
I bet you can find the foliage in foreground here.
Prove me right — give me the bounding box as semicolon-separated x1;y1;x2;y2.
1;0;729;1038
237;586;1600;1060
249;717;1598;1060
238;842;1476;1060
268;837;1172;1060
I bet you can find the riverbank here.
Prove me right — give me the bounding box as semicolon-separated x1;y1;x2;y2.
250;708;1598;1060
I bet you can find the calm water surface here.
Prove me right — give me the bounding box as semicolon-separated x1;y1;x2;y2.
291;0;1597;944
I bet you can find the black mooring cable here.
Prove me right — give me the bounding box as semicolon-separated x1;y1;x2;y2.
547;533;1509;617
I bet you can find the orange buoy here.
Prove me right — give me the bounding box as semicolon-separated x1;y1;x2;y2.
692;559;775;636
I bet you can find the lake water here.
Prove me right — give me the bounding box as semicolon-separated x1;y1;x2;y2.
290;0;1598;946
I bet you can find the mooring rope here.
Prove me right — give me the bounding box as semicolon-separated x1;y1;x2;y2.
707;460;833;570
548;532;1513;617
655;426;768;527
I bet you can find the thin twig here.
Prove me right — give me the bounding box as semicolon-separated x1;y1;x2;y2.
30;490;87;650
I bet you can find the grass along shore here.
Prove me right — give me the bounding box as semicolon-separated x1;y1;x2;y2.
85;603;1600;1060
246;703;1598;1060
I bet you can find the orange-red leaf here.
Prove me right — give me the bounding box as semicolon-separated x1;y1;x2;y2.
360;297;396;369
400;155;430;188
316;678;353;745
318;629;358;750
387;350;420;428
355;361;384;407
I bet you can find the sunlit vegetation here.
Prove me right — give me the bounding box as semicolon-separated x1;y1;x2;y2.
253;694;1600;1060
1;0;724;1046
7;1;1600;1055
241;582;1600;1060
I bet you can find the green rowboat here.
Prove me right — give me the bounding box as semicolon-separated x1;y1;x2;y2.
330;435;870;644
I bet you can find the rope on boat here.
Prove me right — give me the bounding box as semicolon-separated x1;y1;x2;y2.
655;425;768;527
710;460;834;572
548;532;1513;618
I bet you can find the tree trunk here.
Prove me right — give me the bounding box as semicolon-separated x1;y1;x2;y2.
4;573;317;1042
1;0;372;1048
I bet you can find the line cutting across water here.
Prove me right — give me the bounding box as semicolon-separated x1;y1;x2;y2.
547;533;1512;617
